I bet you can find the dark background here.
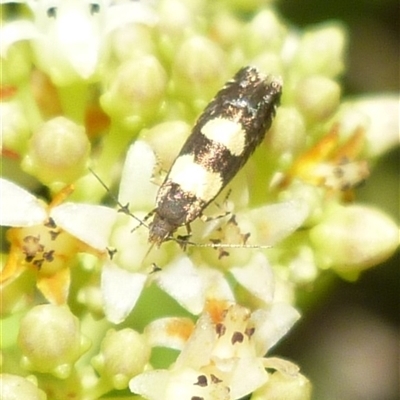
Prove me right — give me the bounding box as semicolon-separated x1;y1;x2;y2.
272;1;399;399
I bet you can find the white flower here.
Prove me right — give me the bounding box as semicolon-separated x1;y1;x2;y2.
1;0;158;84
130;302;300;400
100;140;305;324
0;177;117;304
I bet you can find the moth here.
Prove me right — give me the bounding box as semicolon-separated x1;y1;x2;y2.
148;66;282;247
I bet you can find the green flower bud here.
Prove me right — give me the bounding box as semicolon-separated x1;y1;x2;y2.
157;0;197;38
251;52;283;79
100;56;167;129
294;76;341;123
92;328;151;389
293;24;347;78
211;11;244;48
155;0;199;64
0;374;46;400
0;100;31;155
108;24;155;63
266;106;306;162
241;9;287;57
21;117;90;190
172;36;226;110
141;121;191;170
251;370;312;400
18;304;91;378
310;205;399;275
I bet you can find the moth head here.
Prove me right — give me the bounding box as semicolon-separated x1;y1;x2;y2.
148;213;176;247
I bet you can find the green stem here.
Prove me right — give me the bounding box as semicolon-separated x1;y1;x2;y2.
57;82;88;123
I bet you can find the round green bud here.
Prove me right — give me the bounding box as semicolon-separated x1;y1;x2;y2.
0;374;46;400
21;117;90;189
294;76;341;123
211;11;244;49
141;121;191;170
310;205;399;274
172;36;226;109
156;0;200;64
108;24;155;63
17;304;91;378
293;24;347;78
156;0;197;38
241;9;287;57
266;106;306;162
92;328;151;389
100;56;167;129
251;53;283;79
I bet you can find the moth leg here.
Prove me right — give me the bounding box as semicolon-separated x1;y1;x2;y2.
204;188;233;222
200;210;231;223
176;224;192;250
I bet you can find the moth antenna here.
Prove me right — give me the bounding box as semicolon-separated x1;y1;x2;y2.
88;167;149;229
200;242;272;249
175;238;273;250
89;168;271;251
141;242;156;267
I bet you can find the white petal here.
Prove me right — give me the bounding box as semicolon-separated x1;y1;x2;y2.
245;199;309;246
338;95;399;157
251;303;301;355
154;255;205;315
119;140;158;211
175;312;216;370
50;202;117;251
145;317;194;350
101;261;147;324
199;268;235;302
216;357;268;399
0;178;47;226
0;20;40;58
130;370;170;400
30;0;102;81
54;1;101;79
230;253;275;306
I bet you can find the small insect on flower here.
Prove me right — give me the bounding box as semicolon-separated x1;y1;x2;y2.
148;66;282;246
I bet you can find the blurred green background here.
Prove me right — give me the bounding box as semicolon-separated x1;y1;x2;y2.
272;1;399;400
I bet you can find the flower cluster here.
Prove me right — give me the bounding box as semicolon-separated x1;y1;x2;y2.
1;0;398;399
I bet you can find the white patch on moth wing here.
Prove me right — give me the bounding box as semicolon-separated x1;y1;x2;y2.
168;154;223;202
201;117;246;156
